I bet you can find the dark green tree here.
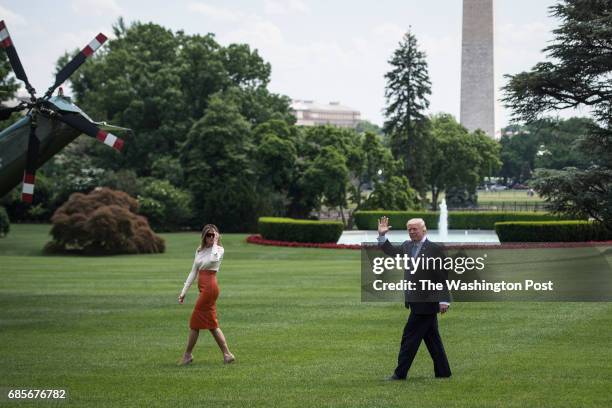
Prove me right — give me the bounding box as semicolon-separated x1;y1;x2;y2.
60;19;291;179
0;52;21;128
301;146;350;224
499;117;592;184
383;30;432;199
0;52;18;104
502;0;612;229
498;128;539;184
355;120;384;136
349;132;420;220
180;91;256;232
287;125;359;219
426;114;500;210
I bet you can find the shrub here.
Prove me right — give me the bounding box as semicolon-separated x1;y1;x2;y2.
354;211;440;230
353;210;577;230
495;221;612;242
448;211;575;229
137;179;193;231
258;217;344;243
0;206;9;237
45;187;165;255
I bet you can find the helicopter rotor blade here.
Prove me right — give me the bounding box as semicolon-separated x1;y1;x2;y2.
45;33;107;98
21;115;40;203
0;20;36;97
56;112;124;151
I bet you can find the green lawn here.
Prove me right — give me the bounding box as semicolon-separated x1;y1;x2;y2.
476;190;544;203
425;190;545;207
1;224;611;407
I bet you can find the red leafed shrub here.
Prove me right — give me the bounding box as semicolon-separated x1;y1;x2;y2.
45;187;165;255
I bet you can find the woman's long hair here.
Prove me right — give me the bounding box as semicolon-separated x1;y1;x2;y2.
198;224;222;251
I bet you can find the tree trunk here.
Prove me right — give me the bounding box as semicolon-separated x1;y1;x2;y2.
339;206;346;228
431;186;439;211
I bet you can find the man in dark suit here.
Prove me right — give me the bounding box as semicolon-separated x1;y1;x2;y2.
377;216;452;380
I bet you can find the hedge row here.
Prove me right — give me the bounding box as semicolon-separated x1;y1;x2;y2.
247;234;360;249
353;210;576;230
258;217;344;243
495;221;612;242
0;206;9;237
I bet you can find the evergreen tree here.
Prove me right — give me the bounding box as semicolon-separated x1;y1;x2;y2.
503;0;612;229
180;90;256;232
383;30;432;199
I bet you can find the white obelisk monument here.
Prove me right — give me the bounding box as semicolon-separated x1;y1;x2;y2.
460;0;495;138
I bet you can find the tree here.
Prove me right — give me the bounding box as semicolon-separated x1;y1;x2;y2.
355;120;384;136
362;175;420;211
502;0;612;230
427;114;500;210
252;119;298;216
254;120;297;191
0;51;21;128
60;19;291;179
498;117;592;184
302;146;350;224
287;125;359;219
383;30;432;198
348;132;420;219
180;90;257;232
498;128;539;184
0;52;18;104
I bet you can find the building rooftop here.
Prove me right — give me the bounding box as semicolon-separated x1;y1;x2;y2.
291;100;358;113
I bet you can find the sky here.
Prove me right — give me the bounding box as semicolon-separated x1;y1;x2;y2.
1;0;586;130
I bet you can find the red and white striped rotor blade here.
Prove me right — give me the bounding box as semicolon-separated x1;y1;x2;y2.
46;33;107;97
56;112;124;151
0;20;36;95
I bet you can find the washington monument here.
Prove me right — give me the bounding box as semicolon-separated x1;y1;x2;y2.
460;0;495;138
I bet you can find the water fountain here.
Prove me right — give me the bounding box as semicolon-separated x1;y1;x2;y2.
336;197;500;245
438;199;448;241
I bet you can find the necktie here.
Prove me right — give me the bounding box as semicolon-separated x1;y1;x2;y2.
411;243;419;258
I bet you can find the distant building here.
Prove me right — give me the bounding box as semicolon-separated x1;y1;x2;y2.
291;100;360;128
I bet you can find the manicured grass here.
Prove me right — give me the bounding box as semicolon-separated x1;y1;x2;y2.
477;190;544;203
1;224;611;407
425;190;545;206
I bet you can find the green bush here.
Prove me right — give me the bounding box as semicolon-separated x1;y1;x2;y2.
0;206;9;237
495;221;612;242
353;210;577;230
448;211;575;229
137;179;193;231
258;217;344;243
354;211;439;230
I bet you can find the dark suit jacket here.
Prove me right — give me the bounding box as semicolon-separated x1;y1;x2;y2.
380;237;450;314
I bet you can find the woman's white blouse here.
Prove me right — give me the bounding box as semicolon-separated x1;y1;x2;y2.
180;245;224;297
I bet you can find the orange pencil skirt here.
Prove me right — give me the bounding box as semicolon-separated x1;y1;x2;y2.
189;269;220;330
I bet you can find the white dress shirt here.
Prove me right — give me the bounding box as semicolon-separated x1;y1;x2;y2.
180;245;224;297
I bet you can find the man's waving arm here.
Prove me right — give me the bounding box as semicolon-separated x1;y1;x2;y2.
377;216;401;256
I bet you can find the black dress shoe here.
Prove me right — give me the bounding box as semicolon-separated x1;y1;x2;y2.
384;374;406;381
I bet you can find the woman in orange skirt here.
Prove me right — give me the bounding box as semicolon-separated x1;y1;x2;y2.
178;224;235;365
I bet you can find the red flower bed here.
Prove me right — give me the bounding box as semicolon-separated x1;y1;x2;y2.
246;234;612;250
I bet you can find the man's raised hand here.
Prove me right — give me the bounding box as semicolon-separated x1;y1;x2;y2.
378;216;391;235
